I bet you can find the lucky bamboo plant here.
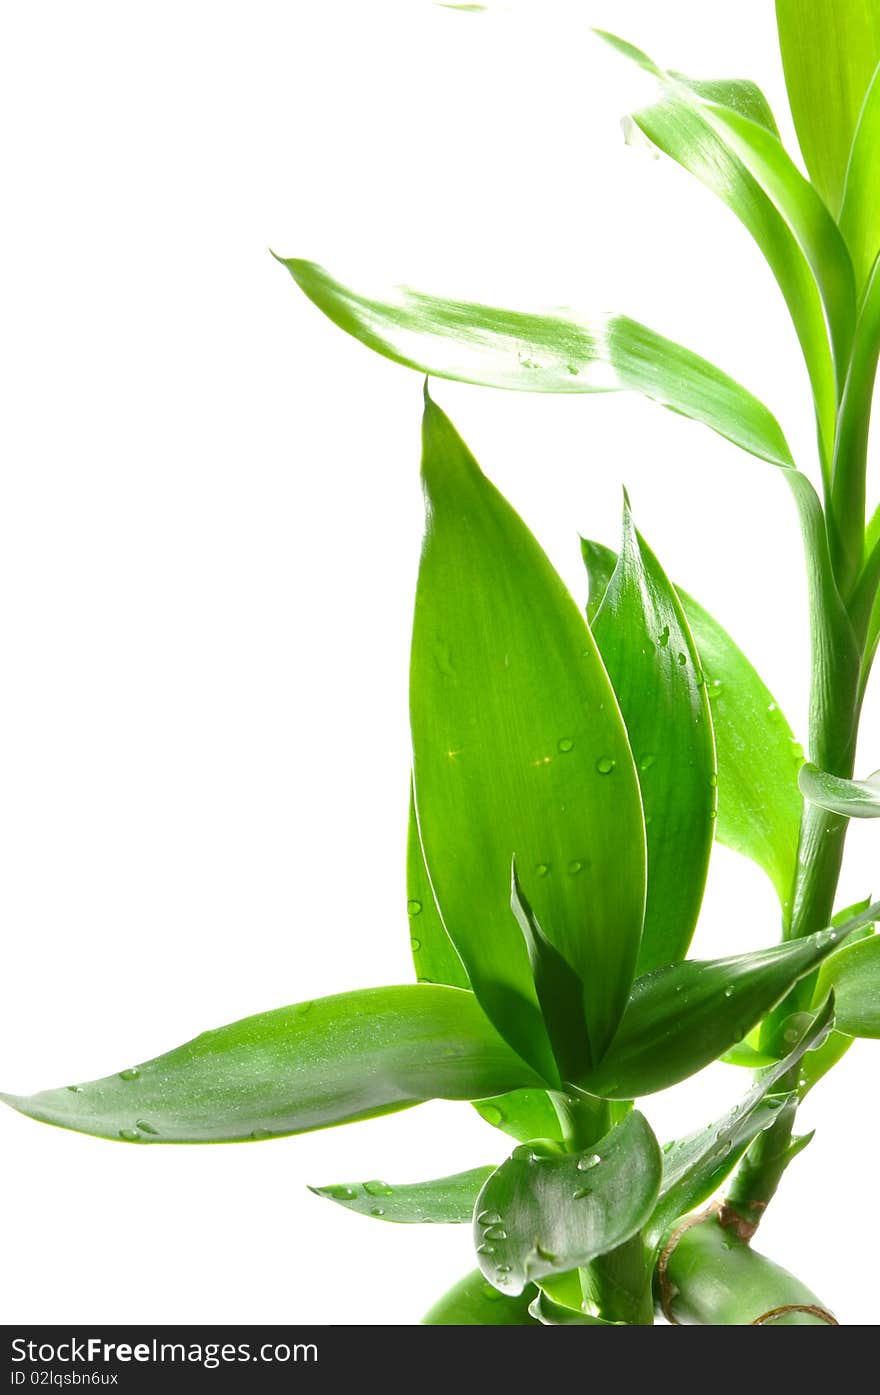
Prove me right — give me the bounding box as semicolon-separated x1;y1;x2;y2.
5;2;880;1326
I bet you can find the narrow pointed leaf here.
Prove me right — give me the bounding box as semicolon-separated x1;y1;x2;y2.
839;64;880;291
407;786;468;988
278;258;794;470
814;936;880;1036
0;985;539;1143
582;539;802;906
776;0;880;216
647;996;835;1246
422;1269;538;1325
599;31;853;464
473;1113;662;1295
590;500;716;970
799;762;880;818
412;393;645;1071
510;863;592;1080
579;905;878;1099
310;1165;494;1224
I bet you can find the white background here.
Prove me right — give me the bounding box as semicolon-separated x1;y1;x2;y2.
1;0;877;1325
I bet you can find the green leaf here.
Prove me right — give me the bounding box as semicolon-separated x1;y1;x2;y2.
579;905;878;1099
310;1165;494;1223
0;985;539;1143
529;1290;620;1325
473;1089;567;1144
582;539;802;906
799;762;880;817
814;936;880;1036
407;785;468;988
510;862;592;1081
422;1269;539;1325
277;258;795;470
590;498;716;970
411;391;645;1072
839;63;880;292
777;0;880;216
473;1113;662;1295
647;996;835;1247
598;29;855;467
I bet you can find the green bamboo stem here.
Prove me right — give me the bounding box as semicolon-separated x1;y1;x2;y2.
657;1214;835;1326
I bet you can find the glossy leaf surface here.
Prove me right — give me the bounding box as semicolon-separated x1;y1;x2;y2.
814;936;880;1036
647;996;835;1246
1;986;538;1143
839;64;880;291
473;1089;566;1144
407;787;467;988
311;1166;493;1223
777;0;880;216
799;762;880;818
422;1269;538;1325
473;1113;661;1295
579;907;877;1098
582;539;802;905
590;500;715;970
412;393;645;1070
529;1291;618;1326
510;863;592;1081
278;258;794;469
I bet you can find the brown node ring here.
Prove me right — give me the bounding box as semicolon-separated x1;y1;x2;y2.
656;1203;723;1325
752;1304;838;1326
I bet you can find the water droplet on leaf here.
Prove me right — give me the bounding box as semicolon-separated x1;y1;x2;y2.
596;757;615;775
407;899;423;917
557;738;574;753
118;1068;140;1082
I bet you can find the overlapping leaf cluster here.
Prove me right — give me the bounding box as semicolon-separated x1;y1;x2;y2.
5;0;880;1325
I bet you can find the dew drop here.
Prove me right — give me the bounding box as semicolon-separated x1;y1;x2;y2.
477;1210;502;1226
136;1120;159;1136
66;1085;83;1094
250;1128;273;1141
484;1225;508;1240
658;625;670;648
535;862;551;878
364;1180;394;1197
536;1244;557;1262
568;859;585;875
410;937;421;952
596;757;615;775
639;753;657;771
709;773;718;788
577;1153;601;1171
118;1129;140;1142
723;986;734;999
407;899;423;917
558;737;574;753
298;1000;315;1017
370;1208;385;1217
118;1068;140;1082
480;1106;504;1126
677;652;687;666
496;1264;512;1275
512;1144;537;1162
476;1243;495;1257
328;1185;358;1201
709;809;717;821
567;364;580;376
767;702;777;714
573;1187;592;1200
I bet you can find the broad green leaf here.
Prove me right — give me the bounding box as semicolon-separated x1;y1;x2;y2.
647;996;835;1247
776;0;880;216
510;863;592;1081
277;258;794;470
411;392;645;1071
814;936;880;1036
0;985;539;1143
473;1089;567;1144
590;498;716;970
529;1291;619;1326
582;539;802;906
310;1165;494;1224
799;762;880;818
407;786;468;989
422;1269;538;1325
579;905;878;1099
473;1113;662;1295
840;64;880;292
599;31;853;467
